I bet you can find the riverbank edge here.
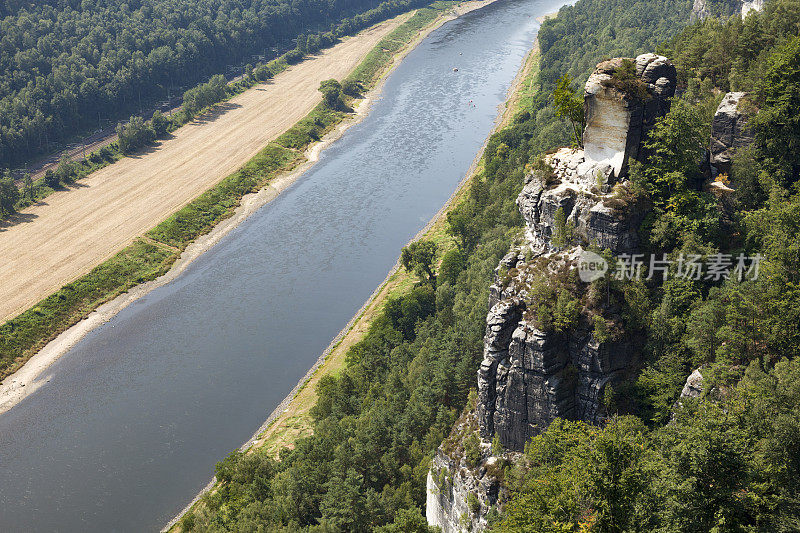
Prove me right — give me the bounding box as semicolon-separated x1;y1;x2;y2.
0;1;492;414
3;0;445;215
163;14;546;533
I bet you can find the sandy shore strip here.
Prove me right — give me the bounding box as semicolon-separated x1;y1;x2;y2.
0;15;404;325
0;0;497;418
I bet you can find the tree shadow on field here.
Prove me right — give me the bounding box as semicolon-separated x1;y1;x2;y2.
126;143;163;159
192;102;243;125
0;210;39;232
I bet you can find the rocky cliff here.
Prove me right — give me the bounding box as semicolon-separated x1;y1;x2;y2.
710;92;755;178
426;399;509;532
427;55;676;532
741;0;765;17
478;55;674;451
583;54;676;180
691;0;766;20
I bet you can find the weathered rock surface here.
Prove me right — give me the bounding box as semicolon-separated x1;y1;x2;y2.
428;54;676;530
477;56;675;451
426;446;498;533
741;0;765;17
582;54;676;180
427;408;510;533
478;264;640;451
672;367;728;416
680;368;705;399
692;0;765;20
710;92;755;177
517;148;646;255
691;0;711;20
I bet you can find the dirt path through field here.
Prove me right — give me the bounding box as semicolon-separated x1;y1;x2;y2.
0;14;407;323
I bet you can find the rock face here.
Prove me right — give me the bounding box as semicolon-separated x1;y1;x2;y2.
517;148;647;255
477;253;641;451
741;0;765;17
710;92;755;177
477;56;675;452
426;448;498;533
680;368;705;399
428;55;675;530
582;54;676;180
692;0;765;20
691;0;711;20
427;405;508;533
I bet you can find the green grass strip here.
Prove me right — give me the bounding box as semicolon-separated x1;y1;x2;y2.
0;242;176;375
0;1;459;380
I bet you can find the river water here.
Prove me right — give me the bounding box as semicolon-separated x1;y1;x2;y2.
0;0;565;530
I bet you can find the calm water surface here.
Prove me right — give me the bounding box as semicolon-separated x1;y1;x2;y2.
0;0;566;529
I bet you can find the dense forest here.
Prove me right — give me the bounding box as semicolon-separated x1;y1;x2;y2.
172;0;750;530
0;0;431;169
494;0;800;530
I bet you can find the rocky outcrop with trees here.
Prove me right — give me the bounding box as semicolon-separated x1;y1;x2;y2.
427;55;677;531
479;54;675;452
709;91;755;178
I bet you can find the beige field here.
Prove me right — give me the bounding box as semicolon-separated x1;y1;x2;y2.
0;15;406;323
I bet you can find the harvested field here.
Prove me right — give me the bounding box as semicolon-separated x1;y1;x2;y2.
0;14;407;323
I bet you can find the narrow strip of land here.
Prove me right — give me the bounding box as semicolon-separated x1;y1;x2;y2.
0;15;406;323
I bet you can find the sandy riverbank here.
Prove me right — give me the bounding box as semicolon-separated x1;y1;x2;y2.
0;0;498;419
0;15;405;326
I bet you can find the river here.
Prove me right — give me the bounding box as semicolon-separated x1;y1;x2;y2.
0;0;565;530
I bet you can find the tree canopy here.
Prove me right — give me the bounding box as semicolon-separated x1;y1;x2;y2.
0;0;434;169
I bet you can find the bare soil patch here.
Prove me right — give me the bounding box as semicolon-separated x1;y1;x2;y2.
0;15;406;323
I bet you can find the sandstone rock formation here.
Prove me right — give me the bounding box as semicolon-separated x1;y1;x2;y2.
582;54;676;181
427;55;676;530
741;0;765;17
477;250;641;451
426;445;500;532
691;0;711;20
517;148;646;255
680;368;705;399
478;55;675;451
692;0;766;20
710;92;755;178
427;402;509;532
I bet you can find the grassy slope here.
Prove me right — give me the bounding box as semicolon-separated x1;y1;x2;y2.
0;3;456;381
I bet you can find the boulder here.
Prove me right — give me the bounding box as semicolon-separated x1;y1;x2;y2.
680;368;705;399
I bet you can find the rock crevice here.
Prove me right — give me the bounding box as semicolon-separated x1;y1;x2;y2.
477;55;675;451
